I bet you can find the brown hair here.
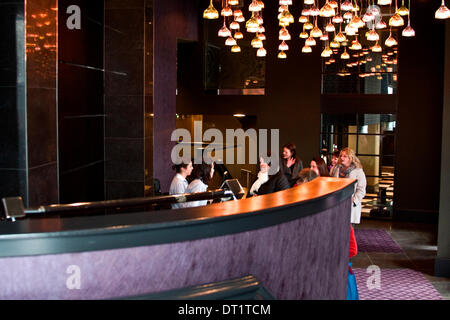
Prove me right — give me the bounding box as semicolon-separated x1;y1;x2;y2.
311;157;330;177
191;162;214;185
282;142;297;159
297;168;318;184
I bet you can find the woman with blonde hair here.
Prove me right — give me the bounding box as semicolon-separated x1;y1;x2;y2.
331;147;367;224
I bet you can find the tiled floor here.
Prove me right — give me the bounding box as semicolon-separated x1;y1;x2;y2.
351;219;450;300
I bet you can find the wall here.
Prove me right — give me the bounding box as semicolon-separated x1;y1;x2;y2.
154;0;200;192
436;20;450;277
394;1;445;222
0;0;58;208
176;0;322;184
58;0;104;204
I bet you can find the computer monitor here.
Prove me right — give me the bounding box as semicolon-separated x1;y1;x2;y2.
220;179;245;200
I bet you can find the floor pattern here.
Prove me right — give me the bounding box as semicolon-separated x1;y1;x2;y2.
355;228;403;253
354;268;443;300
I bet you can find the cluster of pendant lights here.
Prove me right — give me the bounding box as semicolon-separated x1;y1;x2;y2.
203;0;449;60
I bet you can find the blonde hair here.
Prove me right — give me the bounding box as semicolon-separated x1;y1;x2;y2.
339;147;363;169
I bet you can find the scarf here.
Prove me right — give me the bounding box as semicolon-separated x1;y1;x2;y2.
338;164;356;178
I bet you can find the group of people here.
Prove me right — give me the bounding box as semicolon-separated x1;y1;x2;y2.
249;143;367;225
169;143;367;225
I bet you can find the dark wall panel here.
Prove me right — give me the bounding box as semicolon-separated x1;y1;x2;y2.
394;1;445;221
58;0;104;204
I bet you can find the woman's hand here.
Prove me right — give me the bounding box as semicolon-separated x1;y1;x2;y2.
287;157;296;168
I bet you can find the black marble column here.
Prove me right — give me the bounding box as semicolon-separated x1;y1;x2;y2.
58;0;105;204
0;0;59;208
0;1;27;206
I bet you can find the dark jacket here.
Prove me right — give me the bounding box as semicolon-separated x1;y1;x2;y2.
280;157;303;187
256;170;291;195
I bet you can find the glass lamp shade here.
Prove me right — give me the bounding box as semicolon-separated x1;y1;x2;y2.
279;27;291;40
247;25;259;32
299;15;309;23
343;11;353;20
350;39;362;50
306;36;317;46
218;24;231;37
246;17;259;29
230;21;240;30
300;31;309;38
326;22;336;32
341;49;350;59
385;33;398;46
310;6;320;16
320;34;329;41
350;16;365;28
302;45;312;53
258;33;266;40
258;25;265;33
371;42;382;52
335;31;347;42
225;36;237;46
279;5;287;13
341;0;353;11
257;0;265;9
345;24;357;36
234;9;243;17
257;47;267;57
302;8;311;16
320;3;336;17
203;1;219;19
330;40;340;48
402;24;415;37
234;31;244;39
435;1;450;19
249;1;262;12
398;6;409;16
252;37;264;48
389;13;404;27
279;10;295;25
280;0;292;5
231;45;241;52
366;29;380;41
378;0;392;5
329;0;339;9
321;46;333;57
332;15;344;23
311;26;323;37
221;7;233;17
304;0;315;4
278;51;287;59
363;12;375;22
304;21;314;30
235;15;245;22
229;0;239;5
278;40;289;51
376;19;387;29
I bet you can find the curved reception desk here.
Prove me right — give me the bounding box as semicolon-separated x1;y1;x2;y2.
0;177;355;300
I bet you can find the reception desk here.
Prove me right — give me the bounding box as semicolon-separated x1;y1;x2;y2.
0;177;355;299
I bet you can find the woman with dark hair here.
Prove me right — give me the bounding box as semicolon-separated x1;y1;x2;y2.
310;157;330;177
169;159;193;209
328;150;340;174
184;161;215;208
280;142;303;187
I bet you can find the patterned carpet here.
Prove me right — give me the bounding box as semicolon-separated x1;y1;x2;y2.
355;228;403;253
353;268;443;300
